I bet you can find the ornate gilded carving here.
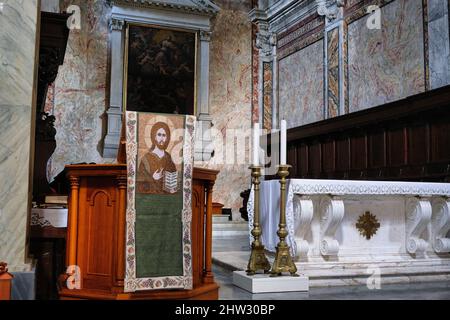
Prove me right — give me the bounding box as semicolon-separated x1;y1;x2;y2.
0;262;8;275
356;211;380;240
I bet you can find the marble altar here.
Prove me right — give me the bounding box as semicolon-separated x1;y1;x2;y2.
248;179;450;286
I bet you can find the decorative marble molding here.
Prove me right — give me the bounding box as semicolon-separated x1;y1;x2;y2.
276;13;325;60
319;196;345;256
293;197;314;257
109;18;124;31
316;0;345;22
109;0;220;16
431;198;450;253
199;30;211;41
289;179;450;197
255;23;277;58
266;0;322;35
406;198;432;254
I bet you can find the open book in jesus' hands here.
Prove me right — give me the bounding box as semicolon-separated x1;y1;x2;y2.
163;171;179;194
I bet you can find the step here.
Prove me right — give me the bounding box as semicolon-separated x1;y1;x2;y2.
212;222;249;231
212;215;230;224
213;230;249;237
213;221;249;238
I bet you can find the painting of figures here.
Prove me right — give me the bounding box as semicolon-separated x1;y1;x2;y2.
126;24;196;115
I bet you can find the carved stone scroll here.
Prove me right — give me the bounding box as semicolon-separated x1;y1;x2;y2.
293;197;314;257
431;198;450;253
406;198;432;254
319;196;344;256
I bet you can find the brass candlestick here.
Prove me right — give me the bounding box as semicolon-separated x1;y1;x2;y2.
271;164;298;277
247;166;271;275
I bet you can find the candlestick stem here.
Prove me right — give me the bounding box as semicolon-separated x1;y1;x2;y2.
271;164;298;277
246;166;271;275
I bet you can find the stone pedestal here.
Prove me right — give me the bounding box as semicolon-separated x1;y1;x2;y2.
233;271;309;293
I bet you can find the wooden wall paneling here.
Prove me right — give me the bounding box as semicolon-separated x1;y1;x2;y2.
309;143;322;177
322;140;335;174
288;145;298;177
336;136;350;176
265;85;450;182
349;133;367;179
387;127;407;177
430;120;450;162
299;143;309;177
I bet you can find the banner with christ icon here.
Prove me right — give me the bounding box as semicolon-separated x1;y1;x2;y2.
124;111;195;292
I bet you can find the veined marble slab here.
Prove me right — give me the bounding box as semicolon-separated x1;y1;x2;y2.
0;0;39;274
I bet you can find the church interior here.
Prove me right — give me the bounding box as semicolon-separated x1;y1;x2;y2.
1;0;450;301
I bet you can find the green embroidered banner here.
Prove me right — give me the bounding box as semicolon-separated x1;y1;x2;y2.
125;112;195;292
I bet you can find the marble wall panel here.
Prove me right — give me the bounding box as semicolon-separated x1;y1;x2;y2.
428;0;450;88
348;0;426;112
48;0;112;182
0;0;39;271
278;40;325;129
202;1;253;219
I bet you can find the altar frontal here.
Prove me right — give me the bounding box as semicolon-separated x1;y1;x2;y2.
125;112;195;292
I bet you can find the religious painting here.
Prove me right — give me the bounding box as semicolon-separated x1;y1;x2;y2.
125;24;196;115
136;115;184;195
125;111;196;292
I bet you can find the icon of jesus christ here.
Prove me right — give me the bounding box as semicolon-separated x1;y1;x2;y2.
137;122;178;194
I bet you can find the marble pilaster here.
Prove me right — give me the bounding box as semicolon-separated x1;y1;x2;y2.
104;18;125;159
0;0;39;272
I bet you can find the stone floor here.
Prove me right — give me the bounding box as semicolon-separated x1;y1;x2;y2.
212;236;450;300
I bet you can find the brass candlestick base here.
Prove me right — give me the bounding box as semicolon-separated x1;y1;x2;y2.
271;164;298;277
247;166;271;275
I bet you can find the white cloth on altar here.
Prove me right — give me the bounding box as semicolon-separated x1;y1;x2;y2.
248;179;297;254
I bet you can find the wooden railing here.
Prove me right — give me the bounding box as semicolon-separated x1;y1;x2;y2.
265;85;450;182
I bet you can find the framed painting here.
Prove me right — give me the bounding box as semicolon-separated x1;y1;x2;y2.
124;23;197;115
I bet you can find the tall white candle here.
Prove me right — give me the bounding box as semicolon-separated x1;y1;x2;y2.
280;120;287;165
253;123;260;166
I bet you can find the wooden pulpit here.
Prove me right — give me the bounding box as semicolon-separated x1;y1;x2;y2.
58;126;219;299
0;262;13;300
